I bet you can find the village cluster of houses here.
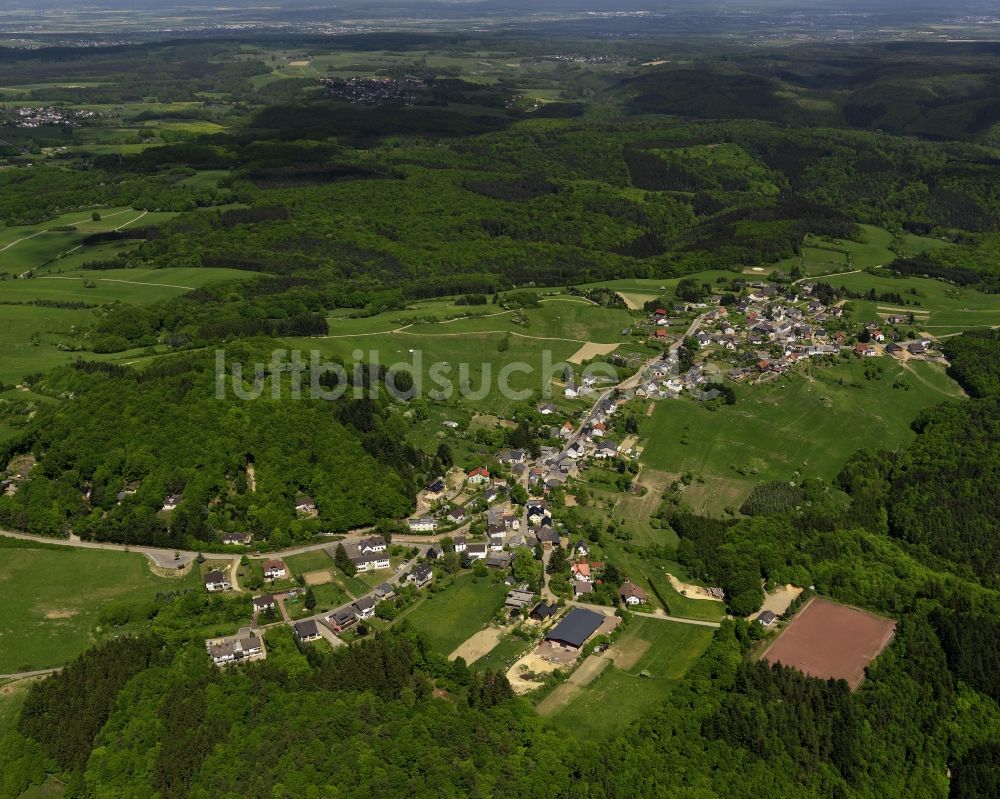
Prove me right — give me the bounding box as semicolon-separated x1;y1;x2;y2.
322;75;426;105
637;282;937;398
4;106;95;128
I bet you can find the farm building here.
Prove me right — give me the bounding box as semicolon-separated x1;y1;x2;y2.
545;608;606;651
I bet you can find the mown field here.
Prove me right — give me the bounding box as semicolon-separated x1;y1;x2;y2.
0;538;200;673
638;358;962;514
829;272;1000;335
546;618;715;739
0;265;255;384
0;207;176;275
401;572;508;656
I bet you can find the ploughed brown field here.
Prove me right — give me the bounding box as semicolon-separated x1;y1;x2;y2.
760;597;896;690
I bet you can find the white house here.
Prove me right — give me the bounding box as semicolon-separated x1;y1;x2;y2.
408;517;437;533
263;559;287;580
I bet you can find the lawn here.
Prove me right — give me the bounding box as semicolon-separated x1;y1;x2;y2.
547;618;714;738
0;538;201;673
638;358;961;513
402;572;509;655
283;549;335;574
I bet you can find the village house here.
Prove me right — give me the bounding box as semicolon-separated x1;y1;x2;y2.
344;542;390;572
486;552;513;570
263;559;288;580
573;580;594;598
204;569;232;593
571;561;592;582
294;496;316;515
757;610;777;627
531;602;559;622
426;545;443;560
484;486;505;504
527;502;551;527
593;440;619;460
466;542;488;561
447;506;466;524
505;588;535;611
619;582;647;606
410;563;434;587
538;403;559;415
161;494;182;512
574;540;590;558
206;627;265;666
467;466;490;485
453;535;467;553
536;528;560;548
293;619;322;642
252;594;275;613
374;582;395;601
353;596;376;620
498;449;527;466
408;517;437;533
358;535;387;554
221;532;252;546
327;606;357;633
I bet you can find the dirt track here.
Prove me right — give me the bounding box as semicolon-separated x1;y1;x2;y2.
535;654;610;716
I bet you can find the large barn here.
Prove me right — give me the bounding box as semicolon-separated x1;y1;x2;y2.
545;607;606;650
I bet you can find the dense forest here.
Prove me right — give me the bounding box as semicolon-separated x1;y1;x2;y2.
0;352;417;548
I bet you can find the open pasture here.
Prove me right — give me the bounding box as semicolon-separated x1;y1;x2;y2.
827;271;1000;335
401;572;508;656
759;597;896;690
546;618;714;738
0;538;200;673
638;359;961;512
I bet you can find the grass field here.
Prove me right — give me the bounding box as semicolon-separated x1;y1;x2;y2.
402;572;508;655
470;632;534;673
638;358;961;513
4;267;254;305
827;272;1000;335
0;265;255;384
0;207;176;276
770;225;953;276
0;539;200;673
282;549;335;574
284;329;580;416
0;677;34;736
546;618;714;738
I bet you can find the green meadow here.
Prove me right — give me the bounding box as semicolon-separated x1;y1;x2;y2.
0;538;201;673
401;572;508;656
547;618;714;739
638;358;962;514
828;271;1000;335
0;208;177;276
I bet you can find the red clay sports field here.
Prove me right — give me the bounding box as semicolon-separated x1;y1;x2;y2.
760;597;896;689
